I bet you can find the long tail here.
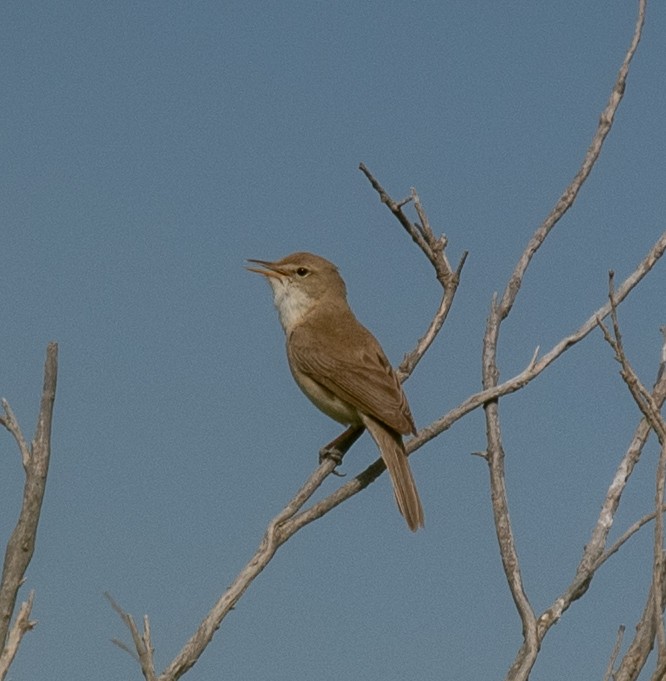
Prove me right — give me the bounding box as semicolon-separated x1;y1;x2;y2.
361;414;424;531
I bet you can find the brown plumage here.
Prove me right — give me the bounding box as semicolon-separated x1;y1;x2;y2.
248;252;424;531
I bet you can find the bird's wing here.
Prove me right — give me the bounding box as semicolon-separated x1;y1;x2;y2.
288;321;416;435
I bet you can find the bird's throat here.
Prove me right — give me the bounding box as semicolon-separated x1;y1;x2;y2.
269;280;316;334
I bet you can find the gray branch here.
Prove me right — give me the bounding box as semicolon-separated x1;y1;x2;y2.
0;343;58;679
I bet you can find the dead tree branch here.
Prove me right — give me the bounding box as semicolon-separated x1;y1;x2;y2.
0;343;58;681
359;164;468;379
597;277;666;678
416;230;666;451
499;0;646;321
0;592;35;680
604;625;626;681
479;1;648;678
535;330;666;652
106;593;157;681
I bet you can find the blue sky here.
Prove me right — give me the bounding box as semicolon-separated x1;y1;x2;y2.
1;2;665;680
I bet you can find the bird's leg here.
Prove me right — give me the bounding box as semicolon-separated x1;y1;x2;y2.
319;425;365;474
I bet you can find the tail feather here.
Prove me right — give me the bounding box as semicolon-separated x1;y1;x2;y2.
361;414;424;531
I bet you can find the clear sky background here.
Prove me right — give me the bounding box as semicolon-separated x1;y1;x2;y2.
1;2;665;680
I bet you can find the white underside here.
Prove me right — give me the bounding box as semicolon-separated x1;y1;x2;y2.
269;278;314;333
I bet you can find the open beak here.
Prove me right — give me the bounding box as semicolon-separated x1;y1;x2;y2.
245;258;287;280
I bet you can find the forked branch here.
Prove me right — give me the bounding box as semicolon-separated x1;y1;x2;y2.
597;276;666;677
359;164;468;379
479;1;648;678
0;343;58;681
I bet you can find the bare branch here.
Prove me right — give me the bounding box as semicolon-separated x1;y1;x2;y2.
0;343;58;658
600;507;666;569
483;4;648;679
0;400;30;469
599;277;666;445
591;362;666;569
398;290;454;381
106;593;156;681
359;163;467;287
0;592;35;681
603;625;625;681
359;164;468;379
359;163;433;269
163;155;665;681
418;230;666;451
597;276;666;667
614;570;666;681
485;401;539;680
146;456;339;681
536;345;666;639
498;0;646;321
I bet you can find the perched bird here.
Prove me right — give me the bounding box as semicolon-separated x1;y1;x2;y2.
247;252;424;531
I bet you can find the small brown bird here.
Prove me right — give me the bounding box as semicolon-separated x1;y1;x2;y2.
247;252;424;531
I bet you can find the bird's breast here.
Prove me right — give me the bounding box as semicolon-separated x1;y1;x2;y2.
289;366;362;426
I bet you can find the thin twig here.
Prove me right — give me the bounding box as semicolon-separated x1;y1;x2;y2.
599;506;666;571
603;625;625;681
105;593;156;681
417;230;666;452
0;400;30;469
0;592;35;681
614;569;666;681
498;0;646;322
598;274;666;665
537;332;666;642
359;164;468;289
359;164;433;269
359;164;468;378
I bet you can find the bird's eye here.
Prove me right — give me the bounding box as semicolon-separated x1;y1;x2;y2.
296;267;309;277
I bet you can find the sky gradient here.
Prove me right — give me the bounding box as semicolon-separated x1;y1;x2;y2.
1;2;665;680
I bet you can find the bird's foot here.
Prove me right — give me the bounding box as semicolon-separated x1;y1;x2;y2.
318;446;346;476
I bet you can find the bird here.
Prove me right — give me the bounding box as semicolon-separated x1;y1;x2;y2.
247;251;424;531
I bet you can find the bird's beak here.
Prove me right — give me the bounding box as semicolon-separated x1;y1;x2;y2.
245;258;287;280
